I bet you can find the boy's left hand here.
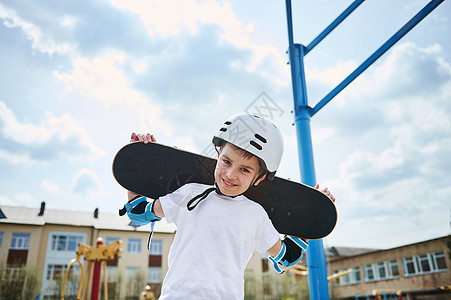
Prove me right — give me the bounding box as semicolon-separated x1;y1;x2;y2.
130;132;156;144
315;184;335;203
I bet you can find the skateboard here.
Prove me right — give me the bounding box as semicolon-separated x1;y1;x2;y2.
112;142;337;239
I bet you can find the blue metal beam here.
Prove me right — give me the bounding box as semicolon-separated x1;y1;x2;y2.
305;0;365;56
310;0;445;117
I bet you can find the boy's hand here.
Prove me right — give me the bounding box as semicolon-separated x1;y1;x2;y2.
130;133;156;144
315;184;335;203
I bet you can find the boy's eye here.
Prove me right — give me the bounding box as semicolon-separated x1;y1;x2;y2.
222;159;231;165
241;168;250;173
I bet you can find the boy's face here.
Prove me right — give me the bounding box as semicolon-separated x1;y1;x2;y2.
214;143;265;196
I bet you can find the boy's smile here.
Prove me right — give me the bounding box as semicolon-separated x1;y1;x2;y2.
214;143;265;196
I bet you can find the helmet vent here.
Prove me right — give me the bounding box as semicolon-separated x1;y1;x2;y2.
220;128;227;132
254;134;267;143
250;141;262;150
224;121;232;125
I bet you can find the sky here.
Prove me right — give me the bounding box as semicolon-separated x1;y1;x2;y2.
0;0;450;250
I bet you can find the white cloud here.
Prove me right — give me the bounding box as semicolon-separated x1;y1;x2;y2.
73;168;102;194
11;193;38;208
352;43;449;100
53;50;172;135
109;0;288;84
72;168;112;200
308;60;358;87
0;2;72;56
61;15;78;29
110;0;240;38
0;195;14;206
41;180;60;194
0;101;104;163
318;42;451;247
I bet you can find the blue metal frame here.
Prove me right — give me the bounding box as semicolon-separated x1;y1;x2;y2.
284;0;444;299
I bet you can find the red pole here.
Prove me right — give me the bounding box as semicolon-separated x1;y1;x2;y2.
91;261;102;300
90;239;104;300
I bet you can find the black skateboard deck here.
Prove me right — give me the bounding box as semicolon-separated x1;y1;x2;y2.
113;142;337;239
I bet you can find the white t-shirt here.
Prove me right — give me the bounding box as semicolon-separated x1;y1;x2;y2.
158;183;280;300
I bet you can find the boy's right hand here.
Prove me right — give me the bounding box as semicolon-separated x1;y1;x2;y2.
130;133;156;144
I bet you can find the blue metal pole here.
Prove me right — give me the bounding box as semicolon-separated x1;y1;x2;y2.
285;1;330;298
292;44;330;300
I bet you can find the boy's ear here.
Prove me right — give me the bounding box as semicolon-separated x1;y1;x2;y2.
254;173;267;186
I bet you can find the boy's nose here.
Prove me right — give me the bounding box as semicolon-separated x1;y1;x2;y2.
226;167;238;179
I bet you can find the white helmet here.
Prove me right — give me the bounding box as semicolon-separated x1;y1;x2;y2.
212;113;284;180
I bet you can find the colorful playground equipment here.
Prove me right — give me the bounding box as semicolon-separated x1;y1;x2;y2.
355;289;402;300
61;237;122;300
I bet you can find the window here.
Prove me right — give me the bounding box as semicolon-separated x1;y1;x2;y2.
10;233;30;250
105;237;120;245
51;234;83;252
125;266;140;280
149;240;162;255
337;267;361;285
403;257;417;276
148;267;162;283
353;267;361;282
388;260;399;277
364;264;374;281
149;239;162;269
363;261;399;282
47;264;65;280
433;251;447;271
128;238;141;253
46;264;80;281
0;232;3;248
3;268;23;281
106;266;119;282
418;254;431;273
339;271;350;285
376;262;387;279
402;251;447;276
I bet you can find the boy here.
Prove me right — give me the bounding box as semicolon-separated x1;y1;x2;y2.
122;113;333;299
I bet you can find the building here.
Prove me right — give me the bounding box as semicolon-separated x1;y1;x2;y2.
327;236;451;300
0;203;274;299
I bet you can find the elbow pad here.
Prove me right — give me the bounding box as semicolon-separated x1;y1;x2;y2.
120;196;161;226
269;236;308;274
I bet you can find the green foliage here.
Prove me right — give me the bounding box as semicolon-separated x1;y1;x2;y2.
101;269;123;300
0;262;41;300
124;269;146;300
244;269;310;300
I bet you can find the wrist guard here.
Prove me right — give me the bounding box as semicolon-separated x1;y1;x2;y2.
269;236;308;274
119;196;161;226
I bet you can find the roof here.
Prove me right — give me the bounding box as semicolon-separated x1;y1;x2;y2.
325;236;450;260
0;205;176;234
325;246;378;258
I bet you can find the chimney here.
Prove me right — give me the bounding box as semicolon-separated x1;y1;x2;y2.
38;201;46;216
0;208;6;219
94;208;99;219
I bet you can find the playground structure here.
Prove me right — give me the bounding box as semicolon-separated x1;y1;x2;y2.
355;289;403;300
372;289;402;300
283;0;445;299
61;237;122;300
288;265;353;282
